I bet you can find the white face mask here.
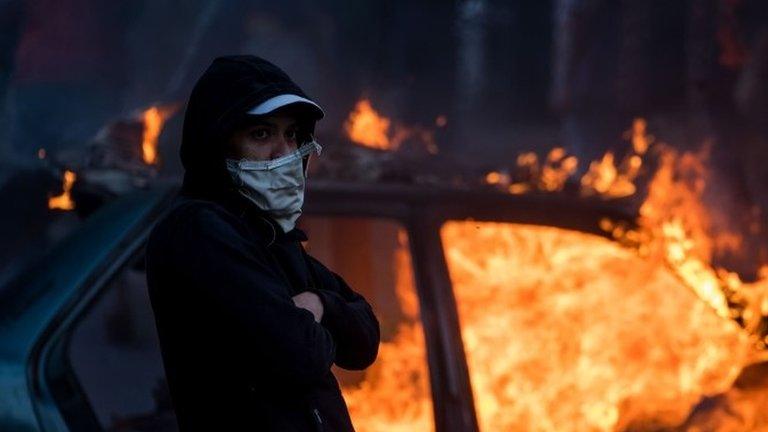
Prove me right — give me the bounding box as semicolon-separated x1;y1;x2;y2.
225;141;322;232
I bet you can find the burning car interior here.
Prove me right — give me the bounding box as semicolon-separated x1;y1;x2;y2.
2;1;768;432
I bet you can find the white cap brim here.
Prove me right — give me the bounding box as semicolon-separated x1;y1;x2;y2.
246;94;325;119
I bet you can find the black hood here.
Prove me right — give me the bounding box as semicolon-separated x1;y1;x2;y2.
179;55;321;200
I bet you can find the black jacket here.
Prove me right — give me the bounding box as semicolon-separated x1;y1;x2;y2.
145;56;380;431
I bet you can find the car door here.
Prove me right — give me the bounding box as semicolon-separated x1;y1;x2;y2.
45;212;445;432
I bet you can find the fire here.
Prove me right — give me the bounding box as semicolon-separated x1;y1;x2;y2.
636;147;731;318
334;116;768;430
340;230;434;432
489;118;652;199
441;221;752;431
579;119;649;198
628;118;652;155
615;145;768;339
451;119;768;430
344;99;439;154
540;147;578;191
580;152;641;198
48;170;76;210
485;171;509;186
141;106;173;165
344;99;393;150
489;148;578;194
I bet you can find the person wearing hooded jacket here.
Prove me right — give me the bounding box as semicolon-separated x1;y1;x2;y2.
145;55;380;431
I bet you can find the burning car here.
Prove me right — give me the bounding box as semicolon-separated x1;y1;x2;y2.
1;165;767;432
2;104;768;432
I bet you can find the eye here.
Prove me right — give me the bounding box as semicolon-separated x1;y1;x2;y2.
249;128;270;140
285;129;298;143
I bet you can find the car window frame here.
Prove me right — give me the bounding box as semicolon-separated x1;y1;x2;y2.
28;188;176;432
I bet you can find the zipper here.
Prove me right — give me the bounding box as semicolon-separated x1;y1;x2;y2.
312;407;324;432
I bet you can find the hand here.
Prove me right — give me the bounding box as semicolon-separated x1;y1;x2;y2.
292;291;324;323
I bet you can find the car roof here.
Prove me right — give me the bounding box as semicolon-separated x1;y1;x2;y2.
304;179;635;236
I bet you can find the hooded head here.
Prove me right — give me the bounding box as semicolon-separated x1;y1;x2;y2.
179;55;323;201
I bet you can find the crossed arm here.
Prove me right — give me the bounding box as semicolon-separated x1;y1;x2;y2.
302;252;380;370
170;205;379;383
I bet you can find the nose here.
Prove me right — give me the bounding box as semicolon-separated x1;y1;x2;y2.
269;136;294;159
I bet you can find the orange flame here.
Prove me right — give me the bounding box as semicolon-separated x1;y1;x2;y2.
496;118;652;199
488;148;577;194
141;106;173;165
345;99;393;150
540;148;578;191
48;170;76;211
629;118;652;155
441;221;752;431
447;119;768;430
580;119;649;198
579;152;641;198
340;229;434;431
344;99;439;154
612;144;768;338
335;118;768;430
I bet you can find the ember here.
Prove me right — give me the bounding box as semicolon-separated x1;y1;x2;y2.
488;118;652;199
140;105;174;165
488;147;578;194
48;170;76;211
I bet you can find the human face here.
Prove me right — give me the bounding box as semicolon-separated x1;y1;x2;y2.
225;115;301;161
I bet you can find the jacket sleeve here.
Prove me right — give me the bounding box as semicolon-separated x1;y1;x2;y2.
169;204;336;386
304;253;380;370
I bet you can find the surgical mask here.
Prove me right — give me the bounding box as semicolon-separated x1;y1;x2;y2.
225;140;322;233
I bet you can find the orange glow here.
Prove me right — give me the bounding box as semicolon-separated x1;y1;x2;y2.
141;106;174;165
435;115;448;127
439;119;768;430
48;170;76;211
508;183;530;195
540;148;578;191
580;118;649;198
391;126;439;155
344;99;439;154
629;118;652;155
626;145;768;338
499;148;578;194
344;99;393;150
505;118;653;199
517;151;538;169
485;171;509;186
485;171;501;184
37;148;46;159
341;229;434;432
441;221;752;431
633;147;731;318
580;152;640;198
